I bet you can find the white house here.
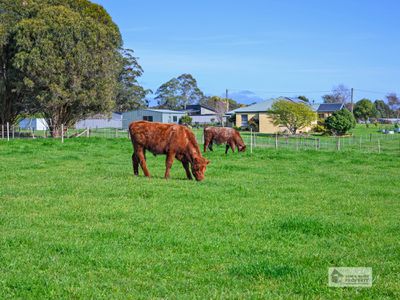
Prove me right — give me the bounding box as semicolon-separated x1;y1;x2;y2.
184;104;221;124
122;109;186;129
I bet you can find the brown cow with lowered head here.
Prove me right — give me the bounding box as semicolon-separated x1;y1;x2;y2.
204;127;246;154
129;121;210;181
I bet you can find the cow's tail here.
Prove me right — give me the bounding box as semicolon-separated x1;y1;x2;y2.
128;122;135;141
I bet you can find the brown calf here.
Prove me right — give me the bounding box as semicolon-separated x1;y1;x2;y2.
129;121;210;181
203;127;246;154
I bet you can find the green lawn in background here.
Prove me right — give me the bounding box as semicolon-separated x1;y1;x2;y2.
0;138;399;299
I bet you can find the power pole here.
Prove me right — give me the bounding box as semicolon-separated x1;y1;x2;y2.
225;89;229;112
351;88;354;113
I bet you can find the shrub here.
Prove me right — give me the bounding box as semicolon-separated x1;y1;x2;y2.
248;116;260;131
179;115;192;125
312;118;327;133
325;109;356;135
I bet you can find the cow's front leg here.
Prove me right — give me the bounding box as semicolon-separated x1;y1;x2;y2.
165;152;175;179
132;153;139;176
137;147;151;177
229;141;235;153
181;159;193;180
225;144;230;154
204;140;209;152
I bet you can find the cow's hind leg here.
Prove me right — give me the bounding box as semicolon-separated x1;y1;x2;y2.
132;153;139;176
181;160;193;180
137;147;151;177
225;144;230;154
164;152;175;179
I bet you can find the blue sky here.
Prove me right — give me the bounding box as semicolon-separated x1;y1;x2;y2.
93;0;399;104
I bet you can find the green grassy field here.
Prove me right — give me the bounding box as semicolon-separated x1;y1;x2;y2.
0;138;399;299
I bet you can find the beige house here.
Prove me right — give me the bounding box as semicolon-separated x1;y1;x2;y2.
228;98;316;134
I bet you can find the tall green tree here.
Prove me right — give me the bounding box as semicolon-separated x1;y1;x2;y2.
200;95;242;111
0;0;32;125
155;74;204;110
115;49;150;112
269;98;317;134
1;0;143;136
353;99;376;124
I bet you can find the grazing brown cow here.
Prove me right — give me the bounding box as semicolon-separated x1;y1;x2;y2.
129;121;210;181
204;127;246;154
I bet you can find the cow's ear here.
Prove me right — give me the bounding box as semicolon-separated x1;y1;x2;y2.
206;159;210;165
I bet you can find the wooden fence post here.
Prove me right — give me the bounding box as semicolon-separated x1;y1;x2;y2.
336;137;341;151
61;124;64;143
275;133;278;149
250;128;253;154
378;139;381;154
6;122;9;141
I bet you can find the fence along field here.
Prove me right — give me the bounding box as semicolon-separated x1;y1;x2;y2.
1;122;400;155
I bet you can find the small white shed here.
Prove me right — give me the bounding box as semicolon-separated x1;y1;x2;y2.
19;118;49;130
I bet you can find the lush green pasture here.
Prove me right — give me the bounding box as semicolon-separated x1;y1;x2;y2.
0;138;399;299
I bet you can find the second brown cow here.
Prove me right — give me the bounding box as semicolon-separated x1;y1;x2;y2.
203;127;246;154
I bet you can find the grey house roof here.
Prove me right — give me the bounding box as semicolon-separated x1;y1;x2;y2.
145;109;186;114
317;103;344;112
228;99;276;113
227;97;310;114
186;104;217;112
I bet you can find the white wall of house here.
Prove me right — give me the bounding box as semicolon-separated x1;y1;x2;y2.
19;118;48;130
191;115;220;124
122;109;185;129
200;107;217;115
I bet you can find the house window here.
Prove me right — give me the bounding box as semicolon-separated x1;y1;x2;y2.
143;116;153;122
241;114;248;126
173;116;178;122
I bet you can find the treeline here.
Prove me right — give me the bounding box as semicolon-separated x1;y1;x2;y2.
0;0;149;136
153;73;242;111
321;84;399;119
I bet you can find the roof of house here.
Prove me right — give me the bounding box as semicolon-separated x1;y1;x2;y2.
186;104;217;112
227;99;275;114
227;97;310;114
317;103;344;112
139;109;186;114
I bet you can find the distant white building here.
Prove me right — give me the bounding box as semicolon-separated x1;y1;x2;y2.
122;109;186;129
75;113;122;129
184;104;222;124
19;118;48;130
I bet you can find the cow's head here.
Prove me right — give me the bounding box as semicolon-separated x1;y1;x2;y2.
192;156;210;181
238;144;246;152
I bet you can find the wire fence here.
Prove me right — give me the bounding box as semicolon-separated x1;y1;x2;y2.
1;123;400;155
